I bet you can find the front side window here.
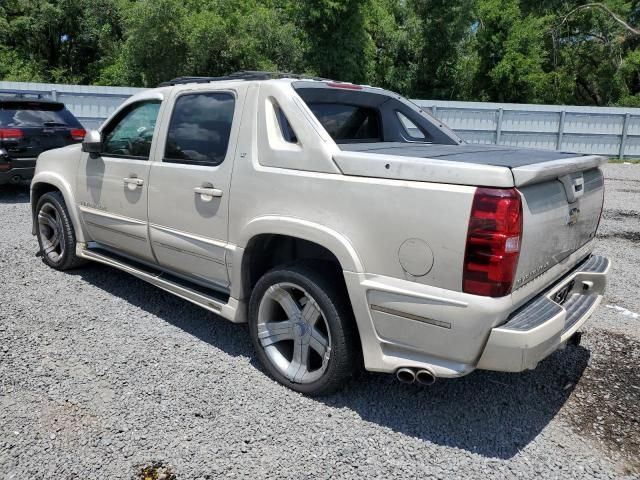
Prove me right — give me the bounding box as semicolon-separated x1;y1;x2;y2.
102;101;161;159
306;103;380;143
164;92;235;166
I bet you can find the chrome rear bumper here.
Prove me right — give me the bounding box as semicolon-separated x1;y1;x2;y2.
476;255;610;372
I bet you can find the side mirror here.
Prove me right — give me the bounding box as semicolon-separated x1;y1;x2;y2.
82;130;102;154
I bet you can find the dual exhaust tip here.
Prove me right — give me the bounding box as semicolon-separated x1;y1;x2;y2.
396;367;436;386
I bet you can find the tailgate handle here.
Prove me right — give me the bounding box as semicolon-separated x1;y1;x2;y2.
559;174;584;203
573;176;584;194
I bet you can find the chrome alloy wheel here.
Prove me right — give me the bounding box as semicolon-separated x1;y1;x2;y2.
37;202;65;263
257;282;332;384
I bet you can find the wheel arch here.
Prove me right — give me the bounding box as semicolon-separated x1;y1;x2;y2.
232;216;364;302
30;173;84;243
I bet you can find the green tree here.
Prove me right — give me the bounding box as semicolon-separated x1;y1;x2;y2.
1;0;640;107
469;0;640;105
366;0;421;95
410;0;476;99
184;1;305;78
293;0;375;83
0;0;123;84
110;0;189;86
551;1;640;105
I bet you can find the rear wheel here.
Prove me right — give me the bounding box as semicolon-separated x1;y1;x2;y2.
35;191;85;271
248;263;359;396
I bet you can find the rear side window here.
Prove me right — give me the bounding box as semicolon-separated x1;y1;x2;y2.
164;92;235;166
307;103;380;143
0;102;82;128
274;104;297;143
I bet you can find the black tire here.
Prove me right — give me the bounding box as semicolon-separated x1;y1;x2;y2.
248;262;360;396
35;191;86;271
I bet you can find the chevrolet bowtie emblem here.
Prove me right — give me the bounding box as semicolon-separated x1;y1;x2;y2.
567;207;580;226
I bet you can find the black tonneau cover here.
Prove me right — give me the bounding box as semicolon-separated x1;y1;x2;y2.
339;142;581;168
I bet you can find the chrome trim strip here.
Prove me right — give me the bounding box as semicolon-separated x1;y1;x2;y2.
79;205;148;225
370;304;451;329
152;240;226;265
84;221;147;241
149;223;227;248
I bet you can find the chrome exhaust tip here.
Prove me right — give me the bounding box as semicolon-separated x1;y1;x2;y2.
396;367;416;384
415;369;436;386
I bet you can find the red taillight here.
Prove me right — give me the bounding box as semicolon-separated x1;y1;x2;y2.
463;187;522;297
0;128;24;141
70;128;86;141
326;82;363;90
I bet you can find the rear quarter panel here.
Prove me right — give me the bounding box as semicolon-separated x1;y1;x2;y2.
229;84;476;292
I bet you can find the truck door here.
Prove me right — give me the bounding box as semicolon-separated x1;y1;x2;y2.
75;96;164;262
146;86;245;290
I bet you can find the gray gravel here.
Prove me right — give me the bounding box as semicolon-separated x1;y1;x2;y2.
1;164;639;479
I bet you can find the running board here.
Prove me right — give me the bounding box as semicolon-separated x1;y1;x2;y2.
76;244;244;323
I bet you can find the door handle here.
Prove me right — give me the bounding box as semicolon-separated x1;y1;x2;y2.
123;177;144;187
194;186;223;197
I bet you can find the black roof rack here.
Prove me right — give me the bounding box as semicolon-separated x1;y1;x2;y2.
0;91;49;101
158;71;330;87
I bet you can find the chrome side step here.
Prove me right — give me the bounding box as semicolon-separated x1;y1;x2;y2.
76;244;244;323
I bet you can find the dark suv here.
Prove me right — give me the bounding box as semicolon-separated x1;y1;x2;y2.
0;97;86;185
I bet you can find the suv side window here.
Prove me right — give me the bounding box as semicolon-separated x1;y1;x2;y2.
164;92;235;166
102;101;161;159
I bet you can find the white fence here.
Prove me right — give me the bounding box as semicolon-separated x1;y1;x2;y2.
2;80;639;158
415;100;640;159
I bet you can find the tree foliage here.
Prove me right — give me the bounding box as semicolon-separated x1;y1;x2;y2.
1;0;639;106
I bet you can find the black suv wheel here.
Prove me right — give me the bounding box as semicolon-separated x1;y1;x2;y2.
35;191;85;270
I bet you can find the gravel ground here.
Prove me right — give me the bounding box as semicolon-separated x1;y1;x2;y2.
0;164;639;479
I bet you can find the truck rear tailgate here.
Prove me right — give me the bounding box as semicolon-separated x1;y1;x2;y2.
513;166;604;291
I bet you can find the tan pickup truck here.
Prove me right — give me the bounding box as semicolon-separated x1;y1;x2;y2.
30;72;609;395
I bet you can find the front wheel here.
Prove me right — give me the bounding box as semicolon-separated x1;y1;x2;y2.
248;263;359;396
35;191;85;271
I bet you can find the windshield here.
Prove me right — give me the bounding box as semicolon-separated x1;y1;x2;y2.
0;102;82;128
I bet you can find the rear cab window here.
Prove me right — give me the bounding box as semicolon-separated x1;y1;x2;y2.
306;103;380;143
292;81;455;146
